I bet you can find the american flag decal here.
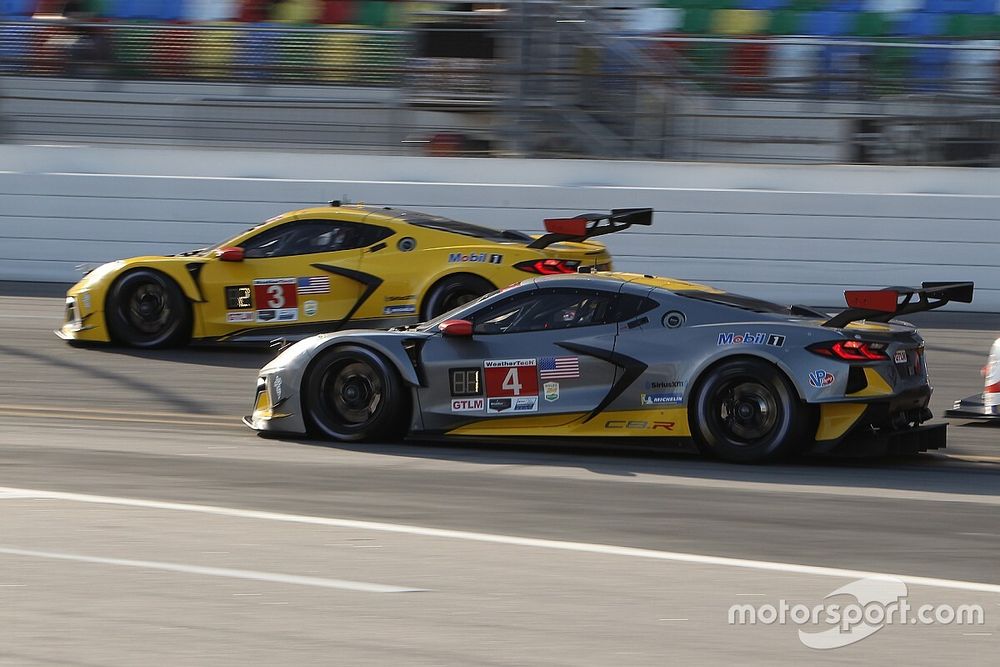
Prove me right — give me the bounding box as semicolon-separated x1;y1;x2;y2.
297;276;330;294
539;356;579;379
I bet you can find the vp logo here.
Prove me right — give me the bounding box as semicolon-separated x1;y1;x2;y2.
808;370;835;388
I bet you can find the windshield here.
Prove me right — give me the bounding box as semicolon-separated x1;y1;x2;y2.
200;216;283;256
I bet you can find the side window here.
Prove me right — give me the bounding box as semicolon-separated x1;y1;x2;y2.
607;294;659;324
356;223;395;247
241;220;393;258
471;288;617;335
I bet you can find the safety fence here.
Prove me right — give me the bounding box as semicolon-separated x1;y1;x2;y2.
3;16;1000;164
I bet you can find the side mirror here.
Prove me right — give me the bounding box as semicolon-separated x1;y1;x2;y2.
217;246;245;262
439;319;473;337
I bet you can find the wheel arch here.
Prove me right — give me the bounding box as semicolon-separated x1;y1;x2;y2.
300;336;424;395
112;263;204;304
687;351;807;404
419;271;498;320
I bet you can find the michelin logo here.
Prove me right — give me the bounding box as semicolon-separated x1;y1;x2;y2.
641;393;683;405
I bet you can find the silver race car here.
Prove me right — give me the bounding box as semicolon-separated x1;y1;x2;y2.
245;272;973;462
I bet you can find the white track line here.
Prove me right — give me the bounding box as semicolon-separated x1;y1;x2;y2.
0;546;423;593
2;486;999;595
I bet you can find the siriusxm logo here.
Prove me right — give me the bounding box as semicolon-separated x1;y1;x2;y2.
718;332;786;347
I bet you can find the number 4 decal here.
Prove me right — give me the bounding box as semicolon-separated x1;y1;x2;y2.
484;359;539;398
501;367;523;395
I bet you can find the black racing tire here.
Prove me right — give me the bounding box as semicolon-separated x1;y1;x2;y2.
420;274;495;321
303;345;411;442
105;269;192;349
690;357;812;463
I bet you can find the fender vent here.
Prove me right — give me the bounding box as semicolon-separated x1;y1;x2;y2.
401;338;427;387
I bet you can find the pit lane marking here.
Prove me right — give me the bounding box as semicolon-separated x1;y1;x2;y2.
2;486;1000;596
0;546;425;593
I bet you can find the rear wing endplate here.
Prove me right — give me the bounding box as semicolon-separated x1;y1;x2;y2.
823;282;974;328
526;208;652;250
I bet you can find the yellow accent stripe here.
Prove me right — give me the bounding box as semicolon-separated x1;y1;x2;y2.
447;408;690;438
605;272;723;294
846;367;894;397
815;403;867;441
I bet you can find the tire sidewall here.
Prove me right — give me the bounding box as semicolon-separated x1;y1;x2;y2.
303;345;409;442
106;269;191;348
691;358;804;463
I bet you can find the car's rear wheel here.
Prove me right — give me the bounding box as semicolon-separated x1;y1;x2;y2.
421;274;495;320
303;345;410;442
106;270;191;348
690;358;812;463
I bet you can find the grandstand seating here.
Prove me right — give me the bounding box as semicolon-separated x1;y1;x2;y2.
0;0;422;82
0;0;419;25
635;0;1000;95
2;1;998;97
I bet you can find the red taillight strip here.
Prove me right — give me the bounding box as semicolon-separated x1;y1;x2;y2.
807;340;889;361
512;259;580;275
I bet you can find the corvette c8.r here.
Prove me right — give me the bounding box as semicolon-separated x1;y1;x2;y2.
246;272;973;462
57;204;648;348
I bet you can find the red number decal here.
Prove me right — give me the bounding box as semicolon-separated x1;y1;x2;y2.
253;280;298;309
484;362;538;397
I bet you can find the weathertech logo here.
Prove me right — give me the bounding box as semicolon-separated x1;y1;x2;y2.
604;420;675;431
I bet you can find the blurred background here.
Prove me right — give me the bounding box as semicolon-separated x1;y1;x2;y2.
3;0;1000;165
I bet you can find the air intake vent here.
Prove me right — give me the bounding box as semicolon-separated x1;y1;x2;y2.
846;367;869;394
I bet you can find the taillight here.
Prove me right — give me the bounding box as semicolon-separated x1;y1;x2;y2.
513;258;581;275
807;340;889;361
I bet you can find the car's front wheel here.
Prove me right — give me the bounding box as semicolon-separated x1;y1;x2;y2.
303;345;410;442
105;269;191;348
690;358;812;463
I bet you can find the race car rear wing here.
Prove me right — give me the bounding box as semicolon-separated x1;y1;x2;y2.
526;208;653;249
822;281;974;328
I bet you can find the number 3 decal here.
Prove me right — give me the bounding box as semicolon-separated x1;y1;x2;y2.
266;284;285;309
252;279;298;310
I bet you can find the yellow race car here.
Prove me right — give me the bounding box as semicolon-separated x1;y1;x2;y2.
57;203;649;348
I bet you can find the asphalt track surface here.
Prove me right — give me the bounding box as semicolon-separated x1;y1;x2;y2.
1;287;999;665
